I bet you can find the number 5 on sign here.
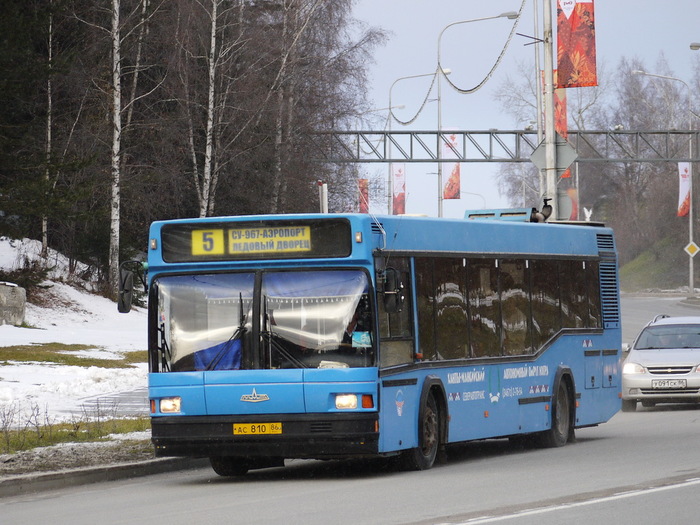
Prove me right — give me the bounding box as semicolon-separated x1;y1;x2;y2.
192;229;225;255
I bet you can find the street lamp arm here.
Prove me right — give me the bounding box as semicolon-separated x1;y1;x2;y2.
437;8;523;95
389;67;452;127
632;70;696;128
437;12;519;71
632;70;690;90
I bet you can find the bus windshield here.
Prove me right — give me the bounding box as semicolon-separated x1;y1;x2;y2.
153;270;374;371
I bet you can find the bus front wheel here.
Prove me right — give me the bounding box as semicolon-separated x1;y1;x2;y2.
402;392;440;470
210;456;250;476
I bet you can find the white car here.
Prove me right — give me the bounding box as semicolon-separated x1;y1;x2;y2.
622;315;700;412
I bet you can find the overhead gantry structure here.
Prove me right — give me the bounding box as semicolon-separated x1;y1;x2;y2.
306;129;700;164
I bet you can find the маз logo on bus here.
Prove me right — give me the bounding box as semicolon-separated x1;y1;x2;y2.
240;388;270;402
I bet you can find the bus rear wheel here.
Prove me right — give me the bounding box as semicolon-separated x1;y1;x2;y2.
537;380;572;448
402;392;440;470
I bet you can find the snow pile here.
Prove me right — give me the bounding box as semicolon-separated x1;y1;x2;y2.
0;237;147;422
0;237;98;289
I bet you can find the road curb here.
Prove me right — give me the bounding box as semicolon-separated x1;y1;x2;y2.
0;457;209;498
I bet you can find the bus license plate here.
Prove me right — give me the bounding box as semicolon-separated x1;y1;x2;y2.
233;422;282;435
651;379;686;389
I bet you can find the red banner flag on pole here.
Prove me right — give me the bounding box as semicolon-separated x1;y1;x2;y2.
442;134;461;200
392;164;406;215
679;162;691;217
359;179;369;213
553;70;571;179
557;0;597;88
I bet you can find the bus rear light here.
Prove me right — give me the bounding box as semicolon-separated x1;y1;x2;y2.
160;397;182;413
362;395;374;409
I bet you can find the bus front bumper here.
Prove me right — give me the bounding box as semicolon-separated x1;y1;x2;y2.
151;412;379;459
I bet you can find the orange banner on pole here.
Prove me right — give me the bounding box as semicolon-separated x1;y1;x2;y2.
392;164;406;215
359;179;369;213
554;70;571;178
678;162;691;217
442;134;461;200
557;0;597;88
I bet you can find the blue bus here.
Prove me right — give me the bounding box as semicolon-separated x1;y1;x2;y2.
119;208;621;475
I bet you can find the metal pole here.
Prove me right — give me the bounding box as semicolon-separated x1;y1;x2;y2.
437;67;443;217
317;180;328;213
542;0;558;219
631;70;695;296
388;72;443;215
689;103;694;296
388;97;393;215
533;0;545;201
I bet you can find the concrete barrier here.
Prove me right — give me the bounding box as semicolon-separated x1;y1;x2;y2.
0;282;26;326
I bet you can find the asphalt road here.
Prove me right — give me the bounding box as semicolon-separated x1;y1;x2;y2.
2;294;699;524
2;406;700;524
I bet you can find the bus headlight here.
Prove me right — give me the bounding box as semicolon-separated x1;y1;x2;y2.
160;397;182;413
335;394;358;409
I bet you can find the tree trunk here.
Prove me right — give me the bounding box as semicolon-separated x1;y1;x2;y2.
42;8;53;258
199;0;219;218
109;0;122;297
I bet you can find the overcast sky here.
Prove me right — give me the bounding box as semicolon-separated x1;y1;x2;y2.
351;0;700;216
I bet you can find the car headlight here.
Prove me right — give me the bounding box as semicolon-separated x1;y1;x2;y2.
622;362;645;375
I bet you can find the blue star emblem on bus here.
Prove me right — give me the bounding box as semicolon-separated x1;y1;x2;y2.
240;388;270;403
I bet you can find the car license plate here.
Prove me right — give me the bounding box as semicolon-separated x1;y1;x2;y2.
651;379;687;389
233;422;282;435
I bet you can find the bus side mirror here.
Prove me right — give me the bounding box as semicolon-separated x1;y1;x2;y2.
117;268;134;313
117;260;148;313
382;268;404;314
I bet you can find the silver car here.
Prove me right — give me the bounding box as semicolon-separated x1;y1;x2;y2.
622;315;700;412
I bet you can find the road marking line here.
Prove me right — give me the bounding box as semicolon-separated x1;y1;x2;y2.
445;477;700;524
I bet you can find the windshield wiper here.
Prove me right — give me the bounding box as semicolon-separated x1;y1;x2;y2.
260;331;307;369
261;297;307;369
158;322;172;372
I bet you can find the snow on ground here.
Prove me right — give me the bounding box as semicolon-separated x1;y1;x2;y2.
0;237;147;422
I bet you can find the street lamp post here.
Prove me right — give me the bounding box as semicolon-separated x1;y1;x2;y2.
632;69;695;296
436;11;519;217
388;69;450;214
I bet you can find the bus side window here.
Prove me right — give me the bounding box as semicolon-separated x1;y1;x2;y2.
377;257;414;367
414;258;436;360
561;260;587;329
467;259;501;357
499;259;532;356
530;259;561;350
